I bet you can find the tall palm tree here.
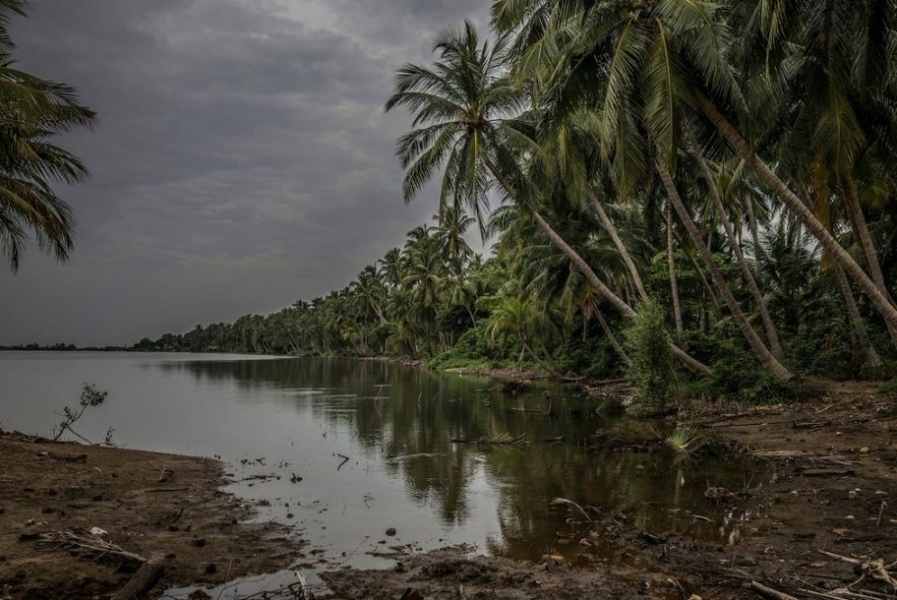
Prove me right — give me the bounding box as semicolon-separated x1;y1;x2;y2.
386;20;711;375
0;0;95;270
494;0;897;352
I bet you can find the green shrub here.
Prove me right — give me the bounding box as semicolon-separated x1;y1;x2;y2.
686;343;797;404
624;300;675;416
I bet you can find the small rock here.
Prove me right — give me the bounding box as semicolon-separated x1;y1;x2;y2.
386;528;397;536
192;538;206;547
286;513;295;519
24;518;35;527
204;563;217;574
188;590;212;600
41;507;55;514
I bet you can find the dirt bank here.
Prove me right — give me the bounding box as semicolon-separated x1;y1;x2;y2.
320;381;897;600
0;432;301;600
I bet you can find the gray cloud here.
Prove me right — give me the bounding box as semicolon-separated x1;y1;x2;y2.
0;0;491;346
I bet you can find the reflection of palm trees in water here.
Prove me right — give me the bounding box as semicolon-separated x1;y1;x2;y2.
164;358;753;553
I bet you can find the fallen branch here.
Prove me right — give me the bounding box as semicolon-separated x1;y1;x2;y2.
749;581;798;600
478;433;528;446
818;550;897;589
37;530;145;568
111;556;163;600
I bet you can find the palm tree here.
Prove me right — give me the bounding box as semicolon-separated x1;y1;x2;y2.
386;20;711;375
0;0;95;270
495;0;790;378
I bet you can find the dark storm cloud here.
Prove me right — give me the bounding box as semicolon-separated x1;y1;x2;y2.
0;0;491;346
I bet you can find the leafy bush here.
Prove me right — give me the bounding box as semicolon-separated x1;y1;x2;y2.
624;300;675;416
687;344;796;404
428;322;510;370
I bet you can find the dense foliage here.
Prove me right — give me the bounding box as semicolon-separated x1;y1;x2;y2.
138;1;897;403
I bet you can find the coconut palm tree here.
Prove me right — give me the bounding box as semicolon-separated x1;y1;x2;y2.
0;0;95;270
386;20;711;375
493;0;897;354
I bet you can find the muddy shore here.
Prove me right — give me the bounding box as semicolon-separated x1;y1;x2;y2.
0;433;300;600
2;381;896;600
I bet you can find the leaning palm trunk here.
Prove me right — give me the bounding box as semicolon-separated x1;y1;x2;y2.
585;185;649;301
694;150;785;359
843;175;897;345
833;262;882;368
667;203;684;334
745;196;763;261
487;162;711;376
595;307;630;364
694;92;897;344
657;160;792;380
531;210;711;376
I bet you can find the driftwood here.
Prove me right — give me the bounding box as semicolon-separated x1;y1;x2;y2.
38;451;87;463
749;581;798;600
818;550;897;589
478;433;528;446
111;556;163;600
37;530;146;568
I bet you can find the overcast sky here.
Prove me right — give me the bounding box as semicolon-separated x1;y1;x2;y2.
0;0;491;347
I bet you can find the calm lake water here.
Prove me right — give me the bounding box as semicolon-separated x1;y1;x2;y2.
1;352;760;596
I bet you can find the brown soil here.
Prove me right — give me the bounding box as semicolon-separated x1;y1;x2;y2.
320;381;897;600
0;432;300;600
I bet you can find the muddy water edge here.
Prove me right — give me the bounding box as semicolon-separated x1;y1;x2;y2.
0;353;895;599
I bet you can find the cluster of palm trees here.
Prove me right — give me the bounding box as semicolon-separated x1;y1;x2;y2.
135;210;505;359
382;0;897;382
142;0;897;390
0;0;94;270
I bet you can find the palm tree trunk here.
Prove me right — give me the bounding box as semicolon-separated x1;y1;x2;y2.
845;175;888;293
585;184;649;301
595;308;630;364
682;237;723;321
694;149;785;359
532;210;711;375
485;161;712;376
833;261;882;368
657;160;792;380
694;91;897;343
667;203;684;334
745;196;763;260
843;175;897;344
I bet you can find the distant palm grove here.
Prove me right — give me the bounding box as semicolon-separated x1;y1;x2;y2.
137;1;897;407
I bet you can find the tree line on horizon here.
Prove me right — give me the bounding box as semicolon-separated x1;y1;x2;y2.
138;1;897;407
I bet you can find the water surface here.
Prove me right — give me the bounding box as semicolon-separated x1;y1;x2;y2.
1;352;759;594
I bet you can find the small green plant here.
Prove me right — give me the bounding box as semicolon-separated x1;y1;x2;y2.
53;384;109;444
666;426;702;455
624;300;675;416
